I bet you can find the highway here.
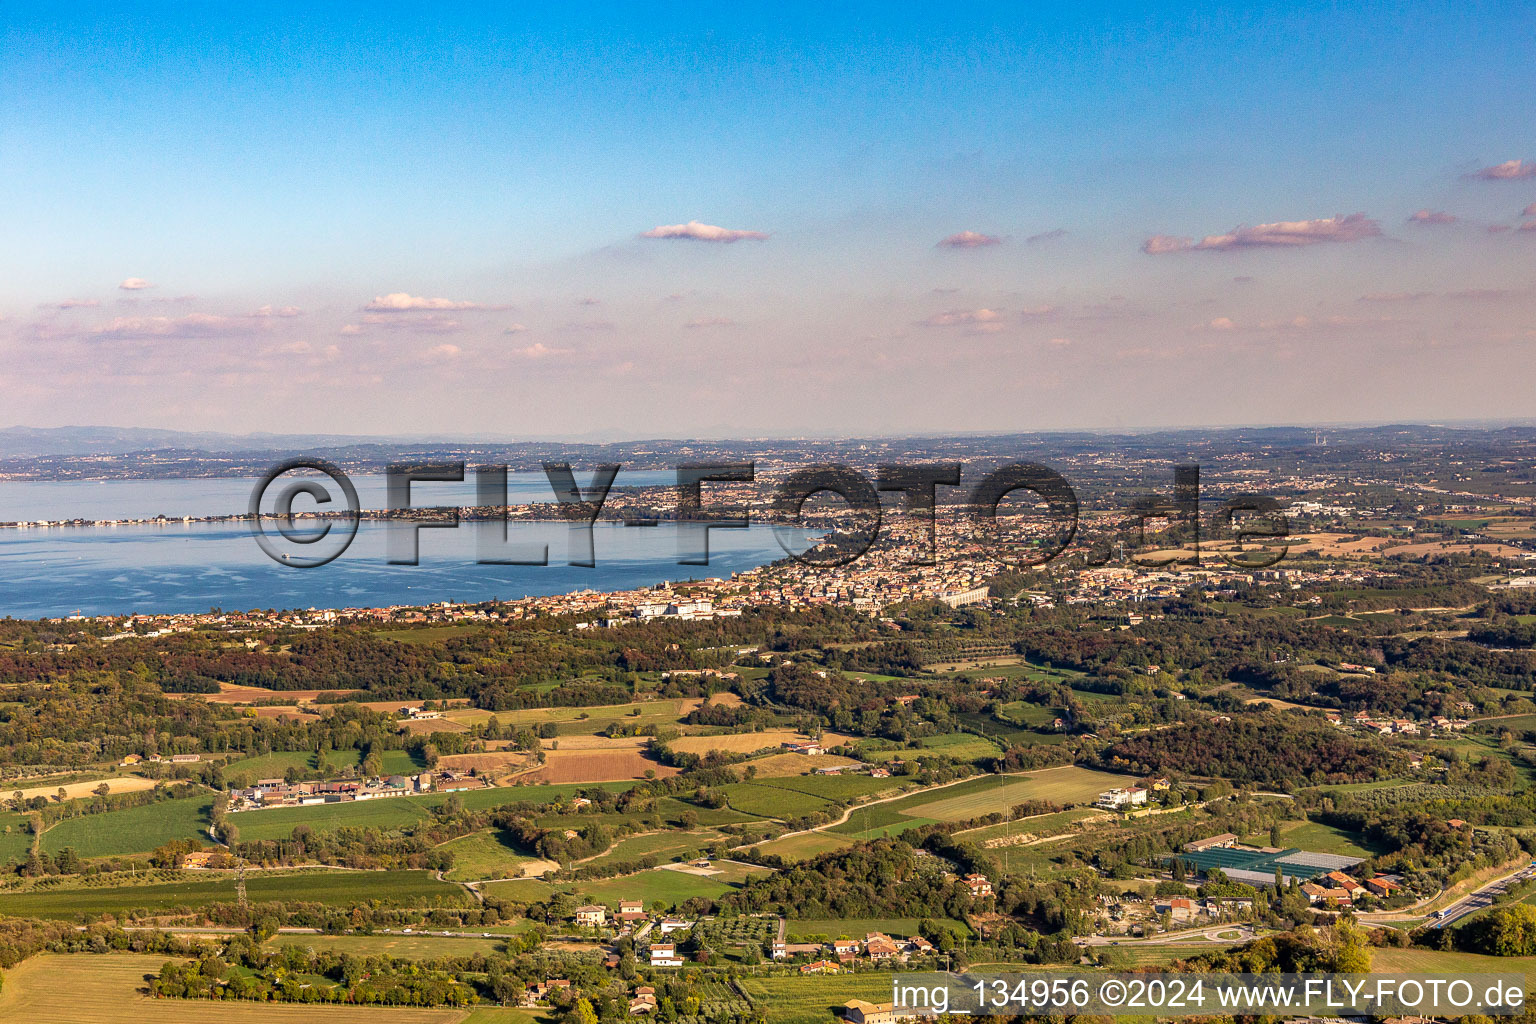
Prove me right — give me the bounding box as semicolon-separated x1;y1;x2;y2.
1432;862;1536;929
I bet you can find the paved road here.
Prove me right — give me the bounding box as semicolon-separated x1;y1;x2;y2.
1078;924;1257;947
1432;863;1536;928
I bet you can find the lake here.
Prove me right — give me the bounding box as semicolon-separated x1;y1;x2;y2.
0;473;801;618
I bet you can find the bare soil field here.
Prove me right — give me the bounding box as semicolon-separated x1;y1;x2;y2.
670;729;809;755
398;718;469;735
438;751;535;774
518;747;680;784
193;684;361;704
540;735;650;751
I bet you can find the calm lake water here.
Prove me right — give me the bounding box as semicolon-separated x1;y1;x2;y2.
0;473;800;618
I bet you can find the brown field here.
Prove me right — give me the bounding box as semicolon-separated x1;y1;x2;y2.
196;684;361;704
11;776;158;802
740;753;863;778
705;692;743;707
399;718;469;735
1286;532;1395;557
0;954;471;1024
540;735;652;751
517;748;679;784
249;706;312;721
669;729;810;755
438;751;535;774
1389;540;1530;559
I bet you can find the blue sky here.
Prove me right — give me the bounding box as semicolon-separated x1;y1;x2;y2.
2;4;1534;436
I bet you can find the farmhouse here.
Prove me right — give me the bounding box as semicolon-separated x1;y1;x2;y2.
842;1000;897;1024
575;905;607;926
648;943;683;968
963;873;994;898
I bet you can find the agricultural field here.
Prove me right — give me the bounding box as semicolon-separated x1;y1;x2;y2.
439;829;551;881
739;752;862;777
268;932;508;958
912;732;1005;761
41;795;215;857
579;828;724;869
0;954;473;1024
688;913;777;948
738;975;910;1024
1264;820;1383;858
517;744;679;784
958;806;1106;845
894;766;1133;821
0;812;34;863
574;866;748;908
10;775;158;803
825;766;1131;839
669;729;810;756
751;830;855;862
0;869;467;918
232;796;433;842
471;699;699;736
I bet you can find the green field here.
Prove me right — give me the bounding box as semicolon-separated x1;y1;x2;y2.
0;869;467;918
41;796;214;857
914;732;1006;760
0;812;34;863
582;828;722;869
575;866;743;908
723;773;903;819
232;782;635;841
722;783;832;818
824;767;1131;839
753;830;855;861
440;829;545;881
901;767;1133;820
957;806;1105;844
268;931;506;958
1267;820;1382;858
738;975;908;1024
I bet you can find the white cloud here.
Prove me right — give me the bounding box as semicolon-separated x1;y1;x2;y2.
1143;213;1381;254
118;277;155;290
1408;210;1456;225
365;292;503;311
1469;160;1536;180
936;231;1002;249
640;220;768;242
